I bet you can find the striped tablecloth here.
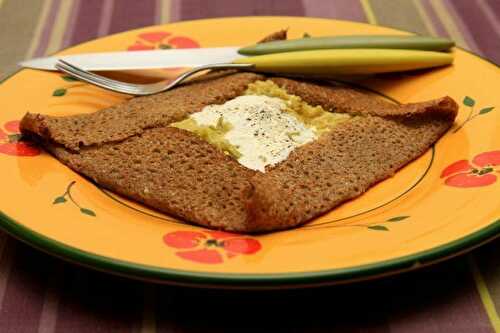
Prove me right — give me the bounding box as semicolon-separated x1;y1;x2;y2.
0;1;499;332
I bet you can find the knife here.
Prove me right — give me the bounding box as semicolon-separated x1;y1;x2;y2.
20;35;455;72
20;47;454;75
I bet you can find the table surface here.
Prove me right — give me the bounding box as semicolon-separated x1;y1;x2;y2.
0;0;499;332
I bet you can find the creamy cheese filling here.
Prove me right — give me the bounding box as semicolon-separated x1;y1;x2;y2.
177;95;316;172
171;80;353;172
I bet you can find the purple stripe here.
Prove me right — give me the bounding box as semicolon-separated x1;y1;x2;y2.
443;0;482;54
155;0;162;24
61;0;81;48
449;0;500;65
34;0;62;57
170;0;305;22
54;267;141;333
421;0;450;38
108;0;156;34
170;0;181;22
0;242;49;333
97;0;114;37
302;0;367;22
485;0;500;18
69;0;105;45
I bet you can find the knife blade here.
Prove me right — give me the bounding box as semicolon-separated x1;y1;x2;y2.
19;47;244;71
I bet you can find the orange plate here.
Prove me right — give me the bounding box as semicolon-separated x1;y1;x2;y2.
0;17;498;289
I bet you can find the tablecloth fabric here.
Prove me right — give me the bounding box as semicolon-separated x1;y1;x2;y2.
0;0;498;332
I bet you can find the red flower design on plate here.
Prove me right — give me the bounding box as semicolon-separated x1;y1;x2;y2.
0;120;40;156
163;230;261;264
127;31;199;51
441;151;500;187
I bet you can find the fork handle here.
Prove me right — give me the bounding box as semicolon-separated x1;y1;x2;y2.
234;49;453;75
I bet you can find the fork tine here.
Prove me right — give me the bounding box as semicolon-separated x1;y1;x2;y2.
56;60;145;94
55;66;140;95
57;59;131;88
56;61;115;88
55;59;256;96
57;60;127;87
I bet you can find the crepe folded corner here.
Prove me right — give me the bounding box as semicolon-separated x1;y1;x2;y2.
20;70;457;233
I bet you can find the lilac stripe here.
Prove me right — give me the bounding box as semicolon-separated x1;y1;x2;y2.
97;0;114;37
302;0;367;22
479;0;500;36
421;0;450;38
451;0;500;65
69;0;105;45
155;0;162;24
170;0;181;22
34;0;61;56
61;0;81;48
108;0;156;34
486;0;500;18
170;0;305;22
443;0;482;54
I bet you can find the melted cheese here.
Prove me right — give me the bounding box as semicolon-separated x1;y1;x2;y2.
189;95;316;172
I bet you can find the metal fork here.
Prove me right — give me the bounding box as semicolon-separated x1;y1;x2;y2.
55;59;255;96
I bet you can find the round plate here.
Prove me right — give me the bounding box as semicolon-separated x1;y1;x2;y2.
0;17;498;289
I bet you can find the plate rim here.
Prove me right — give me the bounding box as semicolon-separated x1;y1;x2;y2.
1;16;499;289
0;210;498;288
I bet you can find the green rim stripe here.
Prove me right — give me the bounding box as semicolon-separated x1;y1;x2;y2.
0;17;498;288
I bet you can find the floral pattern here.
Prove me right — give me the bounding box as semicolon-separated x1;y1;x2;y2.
0;120;40;156
163;230;261;264
53;181;96;217
441;151;500;187
127;31;200;75
52;75;86;97
305;215;411;231
453;96;494;133
127;31;199;51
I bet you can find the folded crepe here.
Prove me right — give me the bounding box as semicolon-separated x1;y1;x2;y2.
20;69;458;233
